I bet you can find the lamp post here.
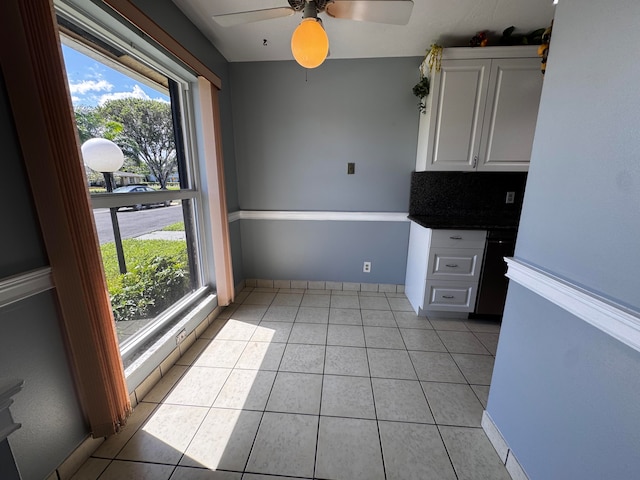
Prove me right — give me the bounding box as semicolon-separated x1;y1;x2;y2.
81;138;127;274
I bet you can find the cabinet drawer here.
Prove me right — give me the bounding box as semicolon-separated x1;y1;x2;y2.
424;280;478;312
428;248;483;280
431;229;487;249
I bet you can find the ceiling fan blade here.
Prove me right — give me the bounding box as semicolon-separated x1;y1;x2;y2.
326;0;414;25
212;7;294;27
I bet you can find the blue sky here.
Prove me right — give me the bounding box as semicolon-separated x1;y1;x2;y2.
61;44;169;107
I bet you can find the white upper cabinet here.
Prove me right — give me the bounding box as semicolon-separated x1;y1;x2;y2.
417;47;544;172
427;59;491;171
478;57;544;171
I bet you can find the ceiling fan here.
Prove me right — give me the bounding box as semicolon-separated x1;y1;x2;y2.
212;0;414;68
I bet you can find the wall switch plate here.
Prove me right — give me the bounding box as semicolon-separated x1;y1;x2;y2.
506;191;515;204
363;261;371;273
347;163;355;175
176;328;187;345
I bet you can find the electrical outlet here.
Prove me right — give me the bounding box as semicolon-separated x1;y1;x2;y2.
363;261;371;273
347;163;355;175
505;191;515;204
176;328;187;345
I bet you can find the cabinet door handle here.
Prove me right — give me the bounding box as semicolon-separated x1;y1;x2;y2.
449;236;462;240
445;264;459;268
473;156;478;169
442;295;455;299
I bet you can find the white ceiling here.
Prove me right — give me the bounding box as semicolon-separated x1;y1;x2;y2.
171;0;556;63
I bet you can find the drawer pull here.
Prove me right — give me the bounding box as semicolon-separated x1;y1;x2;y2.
449;236;462;240
445;264;459;268
442;295;455;299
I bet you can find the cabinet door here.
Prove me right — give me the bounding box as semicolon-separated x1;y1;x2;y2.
426;59;491;171
477;58;544;171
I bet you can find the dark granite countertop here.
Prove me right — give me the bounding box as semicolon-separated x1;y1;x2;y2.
408;215;519;231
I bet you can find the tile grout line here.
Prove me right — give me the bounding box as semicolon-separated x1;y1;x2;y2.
430;328;476;387
106;286;501;479
363;309;389;480
408;313;460;480
239;288;293;476
396;321;438;425
173;303;257;473
311;301;328;480
91;402;163;463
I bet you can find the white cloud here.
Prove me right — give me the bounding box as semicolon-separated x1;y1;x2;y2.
69;79;113;95
98;84;150;105
71;96;80;103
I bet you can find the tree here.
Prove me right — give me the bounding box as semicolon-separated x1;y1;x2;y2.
100;98;177;189
74;106;147;185
74;105;122;143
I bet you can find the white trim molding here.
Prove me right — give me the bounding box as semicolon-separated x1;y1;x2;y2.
0;268;54;309
228;210;409;223
506;257;640;353
228;210;241;223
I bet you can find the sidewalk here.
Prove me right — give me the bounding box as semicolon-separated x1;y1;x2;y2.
134;231;186;241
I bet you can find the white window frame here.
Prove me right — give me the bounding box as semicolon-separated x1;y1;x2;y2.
54;0;217;364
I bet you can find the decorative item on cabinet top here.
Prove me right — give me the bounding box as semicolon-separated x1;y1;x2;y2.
538;20;553;75
469;26;548;48
413;44;442;113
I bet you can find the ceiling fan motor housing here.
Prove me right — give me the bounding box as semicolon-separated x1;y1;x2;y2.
288;0;331;14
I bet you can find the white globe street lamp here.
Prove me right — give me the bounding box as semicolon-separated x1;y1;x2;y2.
81;138;127;274
81;138;124;192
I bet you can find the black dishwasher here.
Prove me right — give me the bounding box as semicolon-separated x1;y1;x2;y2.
474;230;516;316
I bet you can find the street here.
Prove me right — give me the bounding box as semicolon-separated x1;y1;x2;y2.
94;203;184;244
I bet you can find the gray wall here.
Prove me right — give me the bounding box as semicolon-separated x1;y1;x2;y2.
0;75;47;278
0;74;88;480
513;1;640;306
488;0;640;478
491;285;640;480
241;220;410;284
230;58;420;282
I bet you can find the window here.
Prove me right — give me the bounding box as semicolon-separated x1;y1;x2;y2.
56;4;213;368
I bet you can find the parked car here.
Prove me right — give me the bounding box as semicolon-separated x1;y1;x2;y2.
113;185;171;211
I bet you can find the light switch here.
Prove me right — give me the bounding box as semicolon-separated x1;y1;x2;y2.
347;163;355;175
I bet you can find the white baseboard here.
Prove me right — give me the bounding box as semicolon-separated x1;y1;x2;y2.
482;411;529;480
243;279;404;294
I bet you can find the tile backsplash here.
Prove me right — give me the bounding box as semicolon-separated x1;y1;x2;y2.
409;171;528;222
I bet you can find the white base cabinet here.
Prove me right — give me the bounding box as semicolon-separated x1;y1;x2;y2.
416;46;544;172
405;223;487;315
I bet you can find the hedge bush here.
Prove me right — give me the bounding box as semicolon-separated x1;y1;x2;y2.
100;239;189;322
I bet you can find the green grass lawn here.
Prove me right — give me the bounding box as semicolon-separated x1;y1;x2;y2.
101;238;187;292
161;221;185;231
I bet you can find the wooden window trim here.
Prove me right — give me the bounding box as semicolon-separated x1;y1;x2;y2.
1;0;131;437
102;0;222;90
197;78;235;305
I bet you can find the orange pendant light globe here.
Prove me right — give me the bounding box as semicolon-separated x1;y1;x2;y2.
291;18;329;69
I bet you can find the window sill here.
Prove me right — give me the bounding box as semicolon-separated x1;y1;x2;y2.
124;290;218;393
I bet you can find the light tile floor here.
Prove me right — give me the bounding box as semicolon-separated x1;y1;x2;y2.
74;287;510;480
